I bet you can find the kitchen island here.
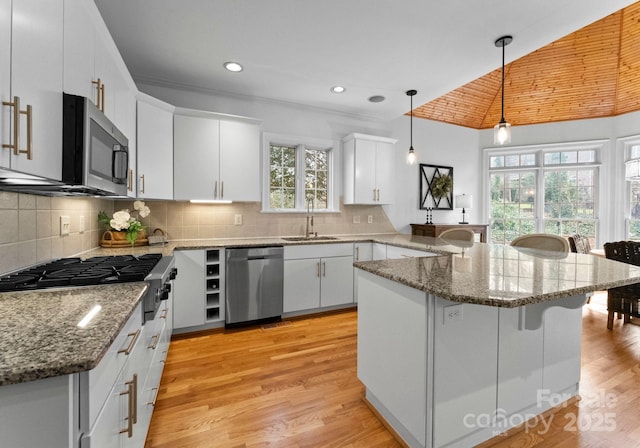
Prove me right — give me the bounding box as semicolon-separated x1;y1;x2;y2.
354;243;640;448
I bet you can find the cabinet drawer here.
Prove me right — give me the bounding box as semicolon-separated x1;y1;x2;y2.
284;243;353;260
79;302;142;432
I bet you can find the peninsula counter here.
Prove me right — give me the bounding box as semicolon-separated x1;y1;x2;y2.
354;243;640;448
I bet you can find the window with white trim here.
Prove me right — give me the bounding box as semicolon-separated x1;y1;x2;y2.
487;144;600;245
626;143;640;240
263;134;336;212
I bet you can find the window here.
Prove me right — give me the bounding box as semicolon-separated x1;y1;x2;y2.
263;133;336;212
487;143;601;245
627;143;640;240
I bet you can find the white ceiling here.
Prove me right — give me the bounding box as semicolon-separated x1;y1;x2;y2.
94;0;638;121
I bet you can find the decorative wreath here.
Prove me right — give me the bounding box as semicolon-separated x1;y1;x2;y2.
431;174;452;199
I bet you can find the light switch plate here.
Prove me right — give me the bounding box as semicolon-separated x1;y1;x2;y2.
353;215;360;224
367;215;373;224
60;215;71;236
79;216;85;233
234;214;242;225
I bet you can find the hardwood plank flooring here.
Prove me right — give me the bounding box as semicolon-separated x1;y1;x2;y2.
146;293;640;447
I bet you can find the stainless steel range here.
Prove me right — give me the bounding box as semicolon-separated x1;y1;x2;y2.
0;253;176;322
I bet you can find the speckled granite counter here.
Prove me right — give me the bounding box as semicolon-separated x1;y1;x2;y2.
355;243;640;307
82;233;454;257
0;283;147;386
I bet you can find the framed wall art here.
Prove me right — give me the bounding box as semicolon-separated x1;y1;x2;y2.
419;164;453;210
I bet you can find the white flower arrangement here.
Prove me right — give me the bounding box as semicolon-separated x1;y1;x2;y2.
98;201;151;245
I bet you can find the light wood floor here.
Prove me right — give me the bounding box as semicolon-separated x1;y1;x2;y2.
146;294;640;447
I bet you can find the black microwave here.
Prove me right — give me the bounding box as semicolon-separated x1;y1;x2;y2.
62;93;129;196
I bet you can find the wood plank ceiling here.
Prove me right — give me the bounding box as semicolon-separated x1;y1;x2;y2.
413;2;640;129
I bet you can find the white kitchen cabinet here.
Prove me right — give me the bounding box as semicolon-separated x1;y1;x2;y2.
173;113;220;200
353;242;373;303
283;243;354;313
219;120;261;201
63;0;95;101
0;0;10;170
173;249;206;329
173;108;261;201
343;133;397;205
2;0;63;180
137;93;174;200
372;242;387;260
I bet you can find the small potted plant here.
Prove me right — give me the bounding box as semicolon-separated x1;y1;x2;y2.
98;201;151;247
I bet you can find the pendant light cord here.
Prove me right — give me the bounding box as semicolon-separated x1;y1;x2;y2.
410;95;413;147
501;39;505;123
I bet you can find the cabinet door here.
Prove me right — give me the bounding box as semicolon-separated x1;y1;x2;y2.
10;0;63;180
80;367;126;448
173;250;206;329
219;120;260;201
374;142;394;204
283;258;320;312
137;97;174;199
173;114;220;200
353;139;377;204
354;242;373;262
320;256;354;307
62;0;95;101
93;32;117;121
0;0;9;170
372;243;387;260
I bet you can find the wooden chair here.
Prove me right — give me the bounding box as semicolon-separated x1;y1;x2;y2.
438;228;475;242
510;233;570;253
603;241;640;330
568;233;592;254
569;233;595;303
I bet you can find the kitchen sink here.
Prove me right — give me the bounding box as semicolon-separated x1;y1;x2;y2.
282;236;339;242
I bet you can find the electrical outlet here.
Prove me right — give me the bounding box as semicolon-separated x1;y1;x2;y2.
444;304;463;324
367;215;373;224
353;215;360;224
79;216;85;233
60;215;71;236
234;214;243;225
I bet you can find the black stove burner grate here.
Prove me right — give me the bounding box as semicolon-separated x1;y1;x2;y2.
0;253;163;292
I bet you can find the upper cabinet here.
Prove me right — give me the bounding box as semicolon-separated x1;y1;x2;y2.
1;0;63;180
137;93;174;200
174;109;261;202
343;133;397;205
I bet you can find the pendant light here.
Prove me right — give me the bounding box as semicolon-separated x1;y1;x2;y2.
406;89;417;165
494;35;513;145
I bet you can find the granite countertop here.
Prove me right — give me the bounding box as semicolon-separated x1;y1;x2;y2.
83;233;457;257
0;283;147;386
354;243;640;307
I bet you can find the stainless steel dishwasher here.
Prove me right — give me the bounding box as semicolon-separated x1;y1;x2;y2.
225;246;284;326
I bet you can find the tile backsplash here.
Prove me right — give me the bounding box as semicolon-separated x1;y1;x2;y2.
0;192;114;274
0;192;395;274
115;199;395;241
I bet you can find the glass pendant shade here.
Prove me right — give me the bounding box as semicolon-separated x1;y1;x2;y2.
494;120;511;145
407;146;416;165
406;89;417;165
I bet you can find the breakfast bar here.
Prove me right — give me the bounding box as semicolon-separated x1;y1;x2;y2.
354;243;640;448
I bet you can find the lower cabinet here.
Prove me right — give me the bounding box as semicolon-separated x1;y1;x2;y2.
283;243;354;313
173;248;225;331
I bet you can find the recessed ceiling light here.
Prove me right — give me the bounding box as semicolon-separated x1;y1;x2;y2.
224;61;243;72
368;95;386;103
330;86;346;94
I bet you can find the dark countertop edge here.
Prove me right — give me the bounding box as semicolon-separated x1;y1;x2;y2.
0;283;148;386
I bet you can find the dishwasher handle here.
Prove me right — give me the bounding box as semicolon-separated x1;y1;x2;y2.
226;246;284;263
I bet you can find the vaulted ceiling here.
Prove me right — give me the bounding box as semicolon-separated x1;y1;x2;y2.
413;2;640;128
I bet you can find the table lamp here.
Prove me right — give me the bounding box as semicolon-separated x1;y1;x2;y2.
455;194;472;224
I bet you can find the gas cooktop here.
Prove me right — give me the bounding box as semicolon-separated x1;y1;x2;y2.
0;254;163;292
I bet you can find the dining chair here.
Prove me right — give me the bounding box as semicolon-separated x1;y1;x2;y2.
568;233;592;254
438;228;475;242
603;241;640;330
510;233;570;253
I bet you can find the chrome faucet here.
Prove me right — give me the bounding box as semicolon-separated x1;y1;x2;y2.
306;197;315;238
